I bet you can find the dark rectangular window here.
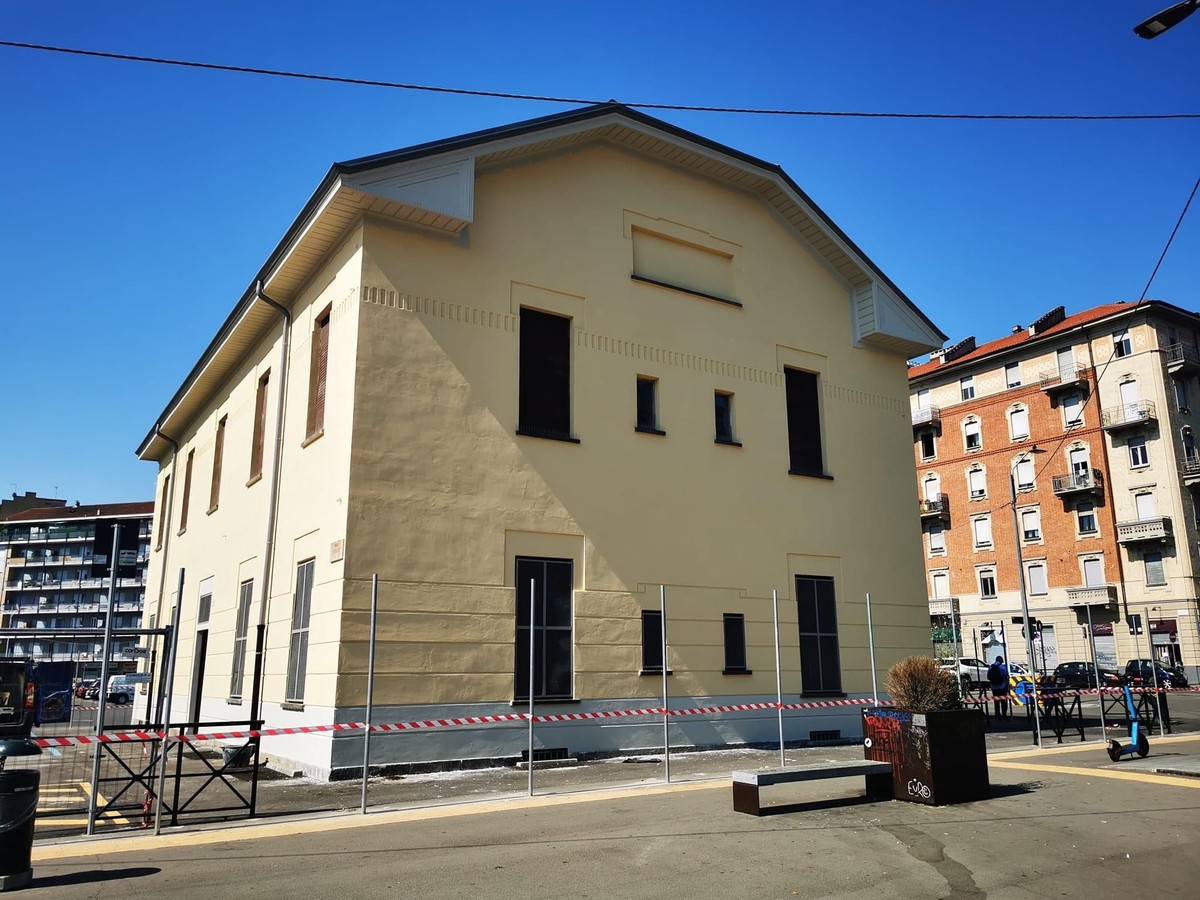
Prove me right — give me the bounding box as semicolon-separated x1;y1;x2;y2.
723;613;749;673
285;559;315;703
919;431;935;460
518;308;573;441
715;391;738;444
179;450;194;533
209;416;226;513
796;575;841;694
515;556;573;701
230;579;253;699
785;368;823;475
250;371;269;481
306;306;331;440
636;377;663;434
641;610;663;672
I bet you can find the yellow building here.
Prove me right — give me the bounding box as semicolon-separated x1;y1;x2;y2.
136;104;944;778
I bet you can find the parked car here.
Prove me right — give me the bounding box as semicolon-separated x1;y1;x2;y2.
939;657;990;686
1123;659;1185;688
1052;661;1122;689
75;679;99;699
1166;664;1190;688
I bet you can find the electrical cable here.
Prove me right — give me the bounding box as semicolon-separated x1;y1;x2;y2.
2;39;1199;121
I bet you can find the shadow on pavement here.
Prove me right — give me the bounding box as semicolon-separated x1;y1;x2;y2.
33;867;161;888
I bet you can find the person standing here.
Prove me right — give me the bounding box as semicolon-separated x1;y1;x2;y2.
988;656;1010;719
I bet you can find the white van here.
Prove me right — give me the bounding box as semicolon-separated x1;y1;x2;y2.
106;675;144;704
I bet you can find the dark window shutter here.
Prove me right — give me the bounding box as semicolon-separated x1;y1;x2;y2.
251;371;269;479
179;450;194;531
307;309;331;437
209;416;226;511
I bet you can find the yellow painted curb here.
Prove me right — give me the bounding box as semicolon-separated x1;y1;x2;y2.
994;732;1200;761
990;759;1200;789
33;778;725;862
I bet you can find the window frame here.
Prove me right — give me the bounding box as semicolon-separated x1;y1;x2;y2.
229;579;253;700
1020;507;1042;542
635;376;664;436
305;304;332;442
249;370;270;484
722;613;750;674
1113;330;1132;358
1077;500;1098;535
796;575;841;695
1027;562;1048;596
964;418;982;452
208;415;227;514
514;556;575;702
784;367;823;476
714;390;740;446
1128;435;1149;469
960;376;975;400
928;523;946;555
919;430;936;461
284;559;315;705
640;609;665;673
972;514;993;548
517;307;576;443
1009;406;1030;441
1144;550;1166;587
178;449;194;535
978;568;997;599
967;466;987;499
1005;362;1021;389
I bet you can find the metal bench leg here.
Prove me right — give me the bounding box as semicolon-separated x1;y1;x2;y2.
865;772;893;800
732;781;762;815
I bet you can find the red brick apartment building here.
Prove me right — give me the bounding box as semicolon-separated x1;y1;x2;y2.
909;302;1200;678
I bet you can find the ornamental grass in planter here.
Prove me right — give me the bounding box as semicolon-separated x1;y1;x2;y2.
862;656;990;806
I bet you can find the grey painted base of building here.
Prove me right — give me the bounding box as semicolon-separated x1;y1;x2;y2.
248;694;881;781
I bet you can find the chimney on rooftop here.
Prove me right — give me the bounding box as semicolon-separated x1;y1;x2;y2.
1011;326;1022;334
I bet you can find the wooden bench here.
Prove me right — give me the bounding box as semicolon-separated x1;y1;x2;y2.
731;761;894;815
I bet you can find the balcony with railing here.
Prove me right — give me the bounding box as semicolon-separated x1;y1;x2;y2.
919;494;951;521
1039;364;1090;393
1101;400;1157;432
1065;584;1118;605
1116;516;1172;544
912;405;941;431
1166;342;1200;376
1052;468;1104;496
1182;455;1200;487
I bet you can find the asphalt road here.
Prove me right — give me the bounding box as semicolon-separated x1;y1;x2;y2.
26;734;1200;899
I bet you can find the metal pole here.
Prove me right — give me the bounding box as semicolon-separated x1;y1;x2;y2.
1143;616;1166;737
972;628;980;663
661;585;670;783
87;523;122;836
360;574;379;814
772;589;784;766
865;592;879;705
527;579;535;797
1009;460;1042;748
1085;604;1106;734
154;568;185;835
949;603;959;664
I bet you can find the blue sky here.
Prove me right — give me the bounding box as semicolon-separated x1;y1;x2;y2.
1;2;1197;504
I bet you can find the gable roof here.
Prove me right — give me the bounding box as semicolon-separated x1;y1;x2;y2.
137;102;945;460
907;300;1183;381
2;501;154;524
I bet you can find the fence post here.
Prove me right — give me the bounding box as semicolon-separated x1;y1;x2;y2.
866;592;879;705
528;578;536;797
772;589;784;766
1085;604;1106;734
154;568;185;835
86;523;122;836
661;585;670;783
361;573;379;814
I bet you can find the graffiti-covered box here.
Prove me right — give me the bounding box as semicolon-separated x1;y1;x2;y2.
862;708;989;805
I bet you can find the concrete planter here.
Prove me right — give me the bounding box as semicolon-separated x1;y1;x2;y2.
862;707;989;805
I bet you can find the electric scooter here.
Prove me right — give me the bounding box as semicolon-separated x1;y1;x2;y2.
1107;684;1149;761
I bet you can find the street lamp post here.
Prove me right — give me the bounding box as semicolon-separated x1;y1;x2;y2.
1010;447;1045;748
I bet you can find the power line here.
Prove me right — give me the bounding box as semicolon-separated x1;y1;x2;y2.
3;39;1200;121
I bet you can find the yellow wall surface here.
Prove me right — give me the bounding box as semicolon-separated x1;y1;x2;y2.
339;143;930;708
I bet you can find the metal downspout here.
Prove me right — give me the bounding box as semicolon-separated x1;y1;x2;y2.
151;424;180;634
250;279;291;725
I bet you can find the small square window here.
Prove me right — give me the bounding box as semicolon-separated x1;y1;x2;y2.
1129;436;1149;468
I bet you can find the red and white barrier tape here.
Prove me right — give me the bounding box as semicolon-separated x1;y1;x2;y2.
32;695;900;748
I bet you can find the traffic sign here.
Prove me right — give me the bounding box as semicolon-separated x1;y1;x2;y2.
1127;614;1143;636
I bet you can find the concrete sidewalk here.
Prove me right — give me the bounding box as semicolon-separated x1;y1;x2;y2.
26;735;1200;899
